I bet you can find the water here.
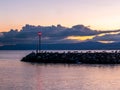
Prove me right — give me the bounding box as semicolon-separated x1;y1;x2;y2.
0;50;120;90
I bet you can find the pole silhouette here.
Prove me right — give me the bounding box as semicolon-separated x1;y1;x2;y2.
37;32;42;53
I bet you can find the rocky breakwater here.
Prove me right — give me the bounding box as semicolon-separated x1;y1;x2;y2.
21;51;120;64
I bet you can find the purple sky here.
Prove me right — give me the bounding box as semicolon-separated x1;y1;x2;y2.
1;0;120;31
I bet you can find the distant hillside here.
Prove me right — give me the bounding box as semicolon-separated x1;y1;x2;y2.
0;42;120;50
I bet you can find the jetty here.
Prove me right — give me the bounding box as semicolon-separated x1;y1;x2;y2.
21;51;120;64
21;32;120;64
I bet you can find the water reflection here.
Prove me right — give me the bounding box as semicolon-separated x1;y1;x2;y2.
27;62;120;69
21;63;120;90
0;60;120;90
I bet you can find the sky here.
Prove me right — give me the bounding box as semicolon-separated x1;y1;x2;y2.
1;0;120;32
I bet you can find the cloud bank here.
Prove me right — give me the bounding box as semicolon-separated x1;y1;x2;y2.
0;24;120;46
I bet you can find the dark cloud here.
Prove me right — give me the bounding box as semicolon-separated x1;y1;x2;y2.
0;24;120;45
92;33;120;42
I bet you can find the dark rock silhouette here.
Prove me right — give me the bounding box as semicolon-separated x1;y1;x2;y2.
21;51;120;64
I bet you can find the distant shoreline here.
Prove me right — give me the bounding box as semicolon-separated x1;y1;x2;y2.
1;42;120;50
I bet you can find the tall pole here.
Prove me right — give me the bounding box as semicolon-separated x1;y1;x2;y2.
38;32;42;53
39;34;41;53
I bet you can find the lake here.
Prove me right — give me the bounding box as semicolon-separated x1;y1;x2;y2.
0;50;120;90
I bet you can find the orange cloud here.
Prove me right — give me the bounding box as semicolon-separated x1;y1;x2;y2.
0;24;22;32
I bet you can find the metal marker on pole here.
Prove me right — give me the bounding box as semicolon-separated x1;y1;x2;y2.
38;32;42;53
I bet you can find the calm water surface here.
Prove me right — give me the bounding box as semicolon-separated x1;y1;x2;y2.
0;50;120;90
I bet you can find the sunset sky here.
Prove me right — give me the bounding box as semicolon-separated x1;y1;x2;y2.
1;0;120;32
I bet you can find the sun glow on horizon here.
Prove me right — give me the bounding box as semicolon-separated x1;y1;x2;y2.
1;24;120;32
66;30;120;43
66;35;116;44
0;24;23;32
98;41;115;44
66;36;96;41
0;24;95;32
